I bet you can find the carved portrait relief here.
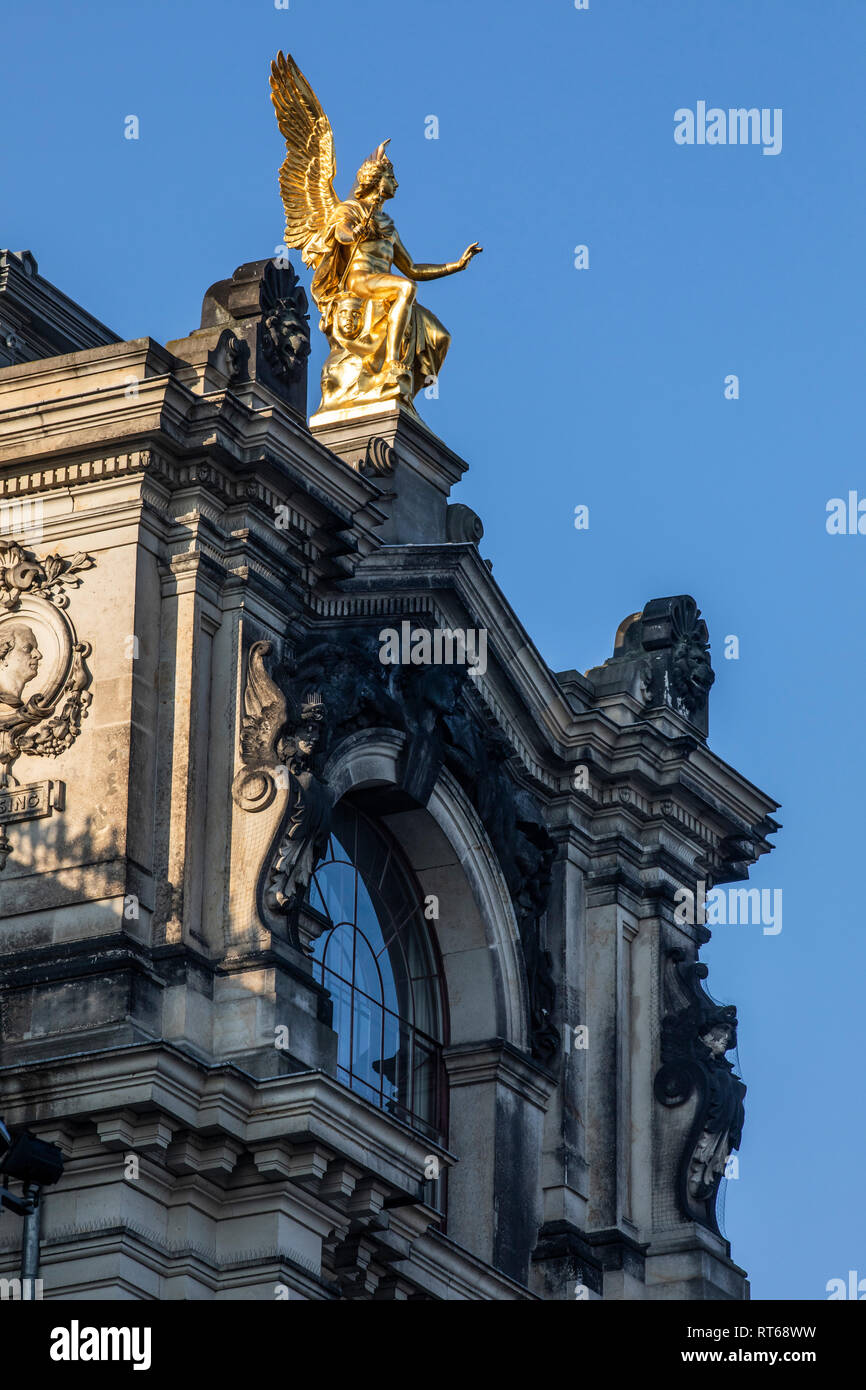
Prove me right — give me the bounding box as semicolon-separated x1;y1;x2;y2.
0;539;94;868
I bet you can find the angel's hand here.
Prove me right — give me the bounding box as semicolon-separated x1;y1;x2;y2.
458;242;483;270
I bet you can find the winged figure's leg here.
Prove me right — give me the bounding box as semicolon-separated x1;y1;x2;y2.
345;270;415;373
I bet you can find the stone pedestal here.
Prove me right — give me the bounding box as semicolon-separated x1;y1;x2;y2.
310;404;473;546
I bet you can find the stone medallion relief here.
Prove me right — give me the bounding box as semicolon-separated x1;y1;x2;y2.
0;538;94;869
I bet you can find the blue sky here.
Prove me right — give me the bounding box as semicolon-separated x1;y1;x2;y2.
2;0;863;1300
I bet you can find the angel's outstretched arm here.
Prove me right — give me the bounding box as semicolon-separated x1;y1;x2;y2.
392;234;482;281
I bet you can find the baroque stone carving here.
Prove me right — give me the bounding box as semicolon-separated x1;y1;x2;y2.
231;641;331;952
585;595;715;737
0;538;94;869
260;258;311;384
665;597;715;719
198;258;310;417
653;949;746;1234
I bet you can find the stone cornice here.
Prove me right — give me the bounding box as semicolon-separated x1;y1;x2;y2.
0;448;154;497
0;1042;454;1201
326;549;779;883
0;249;120;362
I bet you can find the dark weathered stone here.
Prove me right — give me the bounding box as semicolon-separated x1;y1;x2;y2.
198;257;310;416
654;948;746;1235
0;250;119;368
586;595;715;736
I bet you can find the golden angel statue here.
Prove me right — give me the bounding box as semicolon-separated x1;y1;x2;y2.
270;52;482;416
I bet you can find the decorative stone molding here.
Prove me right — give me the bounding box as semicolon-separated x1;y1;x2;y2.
444;1039;556;1111
357;435;396;476
0;450;157;498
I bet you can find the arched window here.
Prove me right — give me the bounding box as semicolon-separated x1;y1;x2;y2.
307;799;447;1143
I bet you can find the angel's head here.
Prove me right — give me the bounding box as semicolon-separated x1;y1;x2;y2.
353;140;398;201
335;298;364;341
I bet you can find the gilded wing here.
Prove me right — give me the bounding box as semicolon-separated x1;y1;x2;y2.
240;641;288;766
270;51;339;257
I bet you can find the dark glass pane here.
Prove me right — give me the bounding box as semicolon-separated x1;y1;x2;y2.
315;858;355;930
326;970;354;1077
349;1073;380;1109
308;873;330;922
321;922;354;984
352;993;383;1099
380;1009;401;1109
352;930;383;1007
412;1038;438;1129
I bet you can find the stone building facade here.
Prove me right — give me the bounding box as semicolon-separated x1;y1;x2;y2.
0;249;778;1300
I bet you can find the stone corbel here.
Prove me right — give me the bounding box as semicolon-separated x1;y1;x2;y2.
653;949;746;1234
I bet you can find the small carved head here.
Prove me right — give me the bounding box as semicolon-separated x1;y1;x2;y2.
335;297;364;342
699;1020;734;1059
284;692;325;765
220;331;246;381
